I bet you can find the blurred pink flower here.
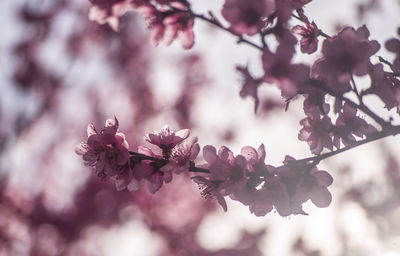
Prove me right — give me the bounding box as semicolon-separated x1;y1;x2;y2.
312;25;380;83
221;0;275;36
385;29;400;72
139;5;195;49
236;65;263;113
88;0;136;31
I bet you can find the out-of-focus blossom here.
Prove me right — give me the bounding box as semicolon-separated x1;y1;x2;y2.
274;0;311;23
312;25;380;83
139;4;195;49
262;45;310;99
221;0;275;36
236;65;263;113
385;28;400;72
366;64;398;110
88;0;136;31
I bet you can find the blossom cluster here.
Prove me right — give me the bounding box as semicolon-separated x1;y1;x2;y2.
82;0;400;217
76;118;333;217
76;118;200;194
89;0;195;49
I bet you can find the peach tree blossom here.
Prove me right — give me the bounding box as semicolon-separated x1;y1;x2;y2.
76;0;400;220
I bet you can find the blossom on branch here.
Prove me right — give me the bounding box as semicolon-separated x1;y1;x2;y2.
138;3;195;49
273;156;334;216
221;0;275;36
262;46;310;99
161;136;200;174
299;106;334;155
385;28;400;72
145;125;190;158
292;21;319;54
236;65;263;113
312;25;380;83
75;117;130;179
88;0;137;31
333;103;377;146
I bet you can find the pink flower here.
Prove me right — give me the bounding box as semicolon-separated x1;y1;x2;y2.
191;176;227;211
88;0;136;31
229;145;268;207
385;28;400;72
145;126;190;157
366;64;398;111
202;145;248;196
139;5;195;49
221;0;275;36
134;145;172;194
262;46;310;99
334;103;377;146
240;144;267;173
161;136;200;174
274;156;334;215
298;106;334;155
292;21;319;54
236;66;263;113
312;25;380;83
75;117;130;177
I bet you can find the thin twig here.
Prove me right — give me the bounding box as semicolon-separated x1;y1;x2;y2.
189;11;264;51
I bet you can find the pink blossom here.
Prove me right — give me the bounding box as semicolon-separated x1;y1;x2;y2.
202;145;248;196
312;25;380;83
191;176;227;211
240;144;269;175
236;65;263;113
334;103;377;146
75;117;130;178
262;46;310;99
161;136;200;174
221;0;275;36
292;21;319;54
145;126;190;157
139;5;195;49
134;145;172;194
298;106;334;155
274;156;334;215
366;64;397;110
274;0;311;23
385;28;400;72
88;0;136;31
201;146;247;197
248;185;274;216
229;145;268;206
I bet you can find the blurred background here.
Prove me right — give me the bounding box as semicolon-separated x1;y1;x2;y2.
1;0;400;255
